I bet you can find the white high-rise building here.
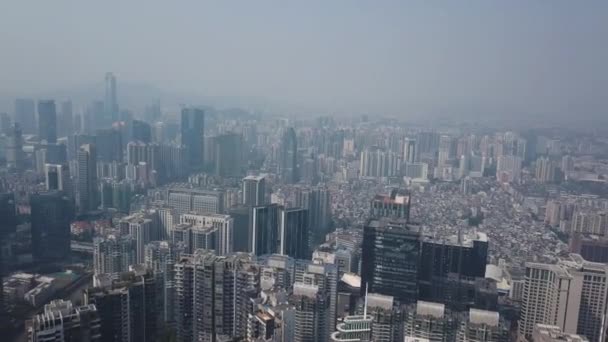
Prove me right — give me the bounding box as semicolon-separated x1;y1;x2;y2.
519;255;608;342
179;213;233;255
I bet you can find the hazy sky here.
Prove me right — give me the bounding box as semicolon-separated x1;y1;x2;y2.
1;1;607;117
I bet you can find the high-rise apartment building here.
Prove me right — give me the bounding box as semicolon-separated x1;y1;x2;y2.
167;188;224;215
26;299;100;342
181;108;204;170
118;213;159;263
361;218;420;304
145;240;184;325
93;235;136;276
174;251;253;342
359;147;401;178
291;283;330;342
85;269;158;342
37;100;57;143
519;255;608;342
402;138;418;163
404;301;457;341
30;191;74;262
179;213;234;255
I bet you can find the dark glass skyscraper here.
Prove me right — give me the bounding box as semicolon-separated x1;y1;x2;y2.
37;100;57;143
5;123;24;171
418;232;490;310
30;191;74;262
242;175;266;207
181;108;204;170
213;133;243;177
280;207;309;259
361;218;420;304
96;128;123;162
250;204;280;256
131;119;152;143
279;127;298;183
295;185;331;243
77;144;99;213
59;100;73;138
14;98;36;134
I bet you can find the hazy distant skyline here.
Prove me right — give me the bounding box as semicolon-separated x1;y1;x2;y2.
1;1;607;118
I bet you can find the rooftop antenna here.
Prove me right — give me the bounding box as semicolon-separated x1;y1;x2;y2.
363;282;369;319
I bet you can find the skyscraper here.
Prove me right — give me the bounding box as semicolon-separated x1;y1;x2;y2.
280;207;309;259
166;188;224;215
251;204;281;256
295;185;331;243
213;133;243;177
14;98;36;134
5;123;24;171
402;138;418;163
104;72;118;123
37;100;58;143
418;232;489;310
145;240;184;325
58;100;73;138
291;283;330;342
45;163;72;195
93;235;137;276
361;218;420;304
174;251;253;342
131;119;152;143
404;301;457;341
77;144;98;213
26;299;101;342
518;254;608;342
30;191;74;262
95;128;123;163
85;269;158;342
279;127;298;183
242;174;267;206
180;108;204;170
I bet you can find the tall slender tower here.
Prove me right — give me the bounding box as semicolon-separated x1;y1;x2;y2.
77;144;98;213
279;127;298;183
37;100;57;143
14;98;36;134
105;72;118;123
180;108;204;170
5;123;24;171
242;175;267;206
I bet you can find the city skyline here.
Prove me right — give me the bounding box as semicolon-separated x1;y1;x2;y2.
0;1;607;119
